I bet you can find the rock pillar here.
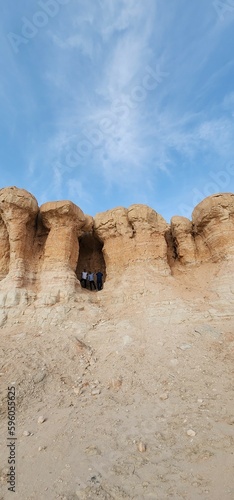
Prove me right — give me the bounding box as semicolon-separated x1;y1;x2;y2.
39;201;93;300
0;187;38;287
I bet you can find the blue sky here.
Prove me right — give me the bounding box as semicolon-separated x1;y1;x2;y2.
1;0;234;222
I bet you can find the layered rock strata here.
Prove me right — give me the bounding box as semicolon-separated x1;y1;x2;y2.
0;187;38;287
39;201;92;300
0;187;233;308
94;204;170;277
170;193;234;266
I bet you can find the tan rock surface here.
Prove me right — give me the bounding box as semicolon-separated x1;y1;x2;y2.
170;216;196;265
94;204;170;278
38;201;93;300
0;187;234;499
0;187;233;307
0;186;38;287
0;216;10;280
192;193;234;262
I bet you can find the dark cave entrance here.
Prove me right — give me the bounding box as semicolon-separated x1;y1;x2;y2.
76;232;106;288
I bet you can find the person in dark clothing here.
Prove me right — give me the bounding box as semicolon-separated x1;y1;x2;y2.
88;271;96;290
96;270;103;291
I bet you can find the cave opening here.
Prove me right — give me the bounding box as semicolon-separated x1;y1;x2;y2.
76;232;106;289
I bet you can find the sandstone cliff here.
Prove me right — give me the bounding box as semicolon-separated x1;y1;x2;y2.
0;187;233;320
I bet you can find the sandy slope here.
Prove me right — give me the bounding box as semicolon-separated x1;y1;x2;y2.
0;278;234;500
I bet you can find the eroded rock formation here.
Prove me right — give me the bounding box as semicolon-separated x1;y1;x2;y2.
39;201;93;300
0;187;233;309
0;187;38;287
94;204;170;277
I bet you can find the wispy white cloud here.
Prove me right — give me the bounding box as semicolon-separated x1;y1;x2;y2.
1;0;234;220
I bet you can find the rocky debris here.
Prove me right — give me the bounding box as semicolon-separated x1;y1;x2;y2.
23;430;31;436
187;429;196;437
85;446;101;456
73;388;81;395
33;371;46;384
91;388;101;396
37;415;46;424
159;392;169;400
178;344;192;350
138;441;147;452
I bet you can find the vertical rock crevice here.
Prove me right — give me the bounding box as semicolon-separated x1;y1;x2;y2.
0;216;10;281
76;232;106;285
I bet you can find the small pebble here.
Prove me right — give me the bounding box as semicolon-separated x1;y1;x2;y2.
187;429;196;437
91;388;101;395
38;415;46;424
33;371;46;384
179;344;192;350
138;441;146;452
197;398;203;403
159;392;169;400
73;388;80;395
23;430;31;436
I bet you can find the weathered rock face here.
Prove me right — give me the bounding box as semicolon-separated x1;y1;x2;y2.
0;187;38;287
0;187;233;308
0;217;10;280
94;204;170;277
38;201;93;300
170;216;196;265
168;193;234;267
192;193;234;262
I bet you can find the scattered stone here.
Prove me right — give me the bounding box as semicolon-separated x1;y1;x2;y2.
91;388;101;396
187;429;196;437
159;392;169;400
37;415;46;424
197;398;203;403
85;445;101;456
23;430;31;436
138;441;146;452
178;344;192;350
33;371;46;384
73;388;80;395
